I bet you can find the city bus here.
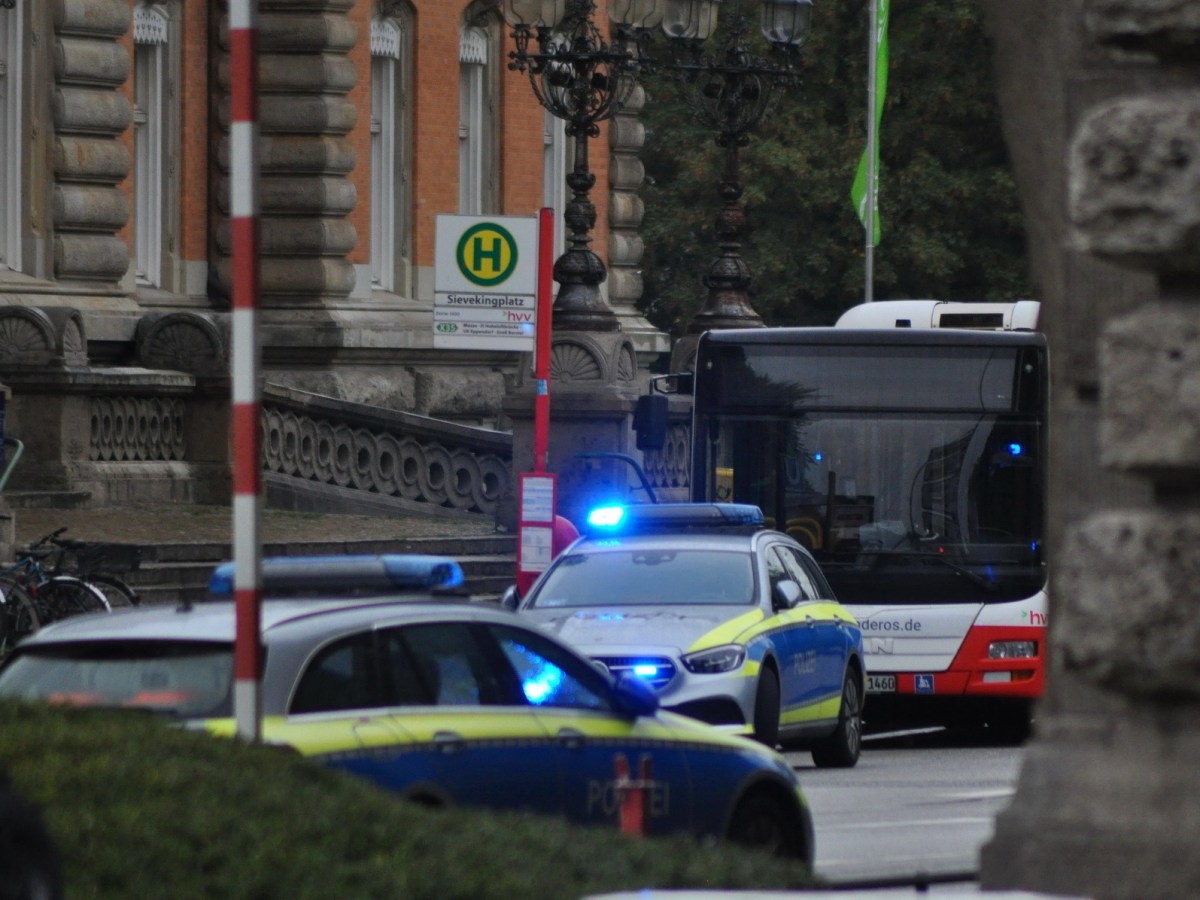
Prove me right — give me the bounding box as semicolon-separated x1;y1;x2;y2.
682;301;1047;740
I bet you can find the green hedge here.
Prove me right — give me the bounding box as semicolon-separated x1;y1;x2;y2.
0;702;821;899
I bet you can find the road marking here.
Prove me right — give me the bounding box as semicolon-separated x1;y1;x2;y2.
944;788;1015;801
823;816;993;831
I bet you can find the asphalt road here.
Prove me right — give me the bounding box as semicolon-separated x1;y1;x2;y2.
786;729;1026;887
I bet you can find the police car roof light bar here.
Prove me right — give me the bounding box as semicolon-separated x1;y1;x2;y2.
208;554;466;597
582;502;765;535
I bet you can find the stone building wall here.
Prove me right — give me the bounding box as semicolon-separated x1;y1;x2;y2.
979;2;1200;897
0;0;666;506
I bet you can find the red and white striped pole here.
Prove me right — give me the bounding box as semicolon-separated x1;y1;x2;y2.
229;0;263;742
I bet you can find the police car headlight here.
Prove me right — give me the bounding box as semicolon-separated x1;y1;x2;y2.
987;640;1037;659
681;644;746;674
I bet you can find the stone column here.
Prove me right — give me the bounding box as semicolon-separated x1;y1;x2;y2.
607;86;672;367
980;3;1200;896
213;0;358;312
52;0;133;284
502;331;642;529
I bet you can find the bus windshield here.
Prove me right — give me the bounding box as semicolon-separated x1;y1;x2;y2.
694;335;1047;605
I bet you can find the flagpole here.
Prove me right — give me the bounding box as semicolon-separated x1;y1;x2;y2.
864;0;877;303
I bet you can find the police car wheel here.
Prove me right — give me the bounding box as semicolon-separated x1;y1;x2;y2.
727;789;804;859
752;668;781;748
810;672;862;768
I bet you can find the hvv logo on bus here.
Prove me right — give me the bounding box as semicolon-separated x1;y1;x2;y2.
433;215;539;353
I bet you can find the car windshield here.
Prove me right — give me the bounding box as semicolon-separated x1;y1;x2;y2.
528;548;755;608
0;641;234;718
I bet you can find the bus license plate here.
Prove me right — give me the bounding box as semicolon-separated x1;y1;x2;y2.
866;675;896;693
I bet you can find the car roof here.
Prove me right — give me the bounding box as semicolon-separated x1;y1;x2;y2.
14;597;518;648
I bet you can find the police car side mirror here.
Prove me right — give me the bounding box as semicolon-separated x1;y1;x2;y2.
772;580;802;611
499;585;520;611
612;673;660;718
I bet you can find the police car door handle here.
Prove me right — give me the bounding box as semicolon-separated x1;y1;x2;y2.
433;730;465;754
557;727;586;749
805;614;816;628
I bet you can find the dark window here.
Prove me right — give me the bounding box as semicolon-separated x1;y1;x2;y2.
291;632;381;714
0;641;233;718
391;622;515;706
487;624;613;712
765;547;794;602
377;628;436;705
772;547;830;602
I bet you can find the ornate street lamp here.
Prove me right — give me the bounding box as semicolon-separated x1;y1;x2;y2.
503;0;663;331
661;0;812;331
505;0;812;337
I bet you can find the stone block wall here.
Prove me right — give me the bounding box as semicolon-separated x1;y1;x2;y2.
980;1;1200;896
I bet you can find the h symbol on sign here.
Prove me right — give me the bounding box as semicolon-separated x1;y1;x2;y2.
473;236;503;273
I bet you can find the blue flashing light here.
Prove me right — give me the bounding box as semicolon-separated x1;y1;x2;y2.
587;505;627;528
633;664;659;678
814;452;823;462
208;554;464;597
581;502;765;536
522;664;564;705
1009;442;1024;457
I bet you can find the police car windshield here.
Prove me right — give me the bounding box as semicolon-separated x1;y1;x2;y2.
0;641;234;719
528;549;755;608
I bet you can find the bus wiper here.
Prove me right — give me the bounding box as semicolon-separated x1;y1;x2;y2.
853;550;999;592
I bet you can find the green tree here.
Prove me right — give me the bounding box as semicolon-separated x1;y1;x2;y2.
638;0;1031;336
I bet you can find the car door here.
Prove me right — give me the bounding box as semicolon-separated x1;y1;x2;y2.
775;545;846;710
372;621;564;817
761;542;822;719
482;622;695;838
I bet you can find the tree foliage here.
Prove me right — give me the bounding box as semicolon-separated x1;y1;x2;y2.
638;0;1032;335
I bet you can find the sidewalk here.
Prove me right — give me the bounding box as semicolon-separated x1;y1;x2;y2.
11;504;501;548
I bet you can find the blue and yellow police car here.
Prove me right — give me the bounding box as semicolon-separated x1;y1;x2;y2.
514;503;866;767
0;554;815;862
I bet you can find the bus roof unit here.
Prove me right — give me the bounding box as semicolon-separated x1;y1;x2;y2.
835;300;1040;331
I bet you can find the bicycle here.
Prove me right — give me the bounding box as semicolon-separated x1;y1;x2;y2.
0;527;111;657
46;532;142;609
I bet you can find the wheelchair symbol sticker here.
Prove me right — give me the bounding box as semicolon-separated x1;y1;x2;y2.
915;674;935;693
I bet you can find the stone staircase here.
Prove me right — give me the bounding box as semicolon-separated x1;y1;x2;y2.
123;534;518;606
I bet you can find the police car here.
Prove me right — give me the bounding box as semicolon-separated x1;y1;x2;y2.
0;555;814;862
513;504;866;767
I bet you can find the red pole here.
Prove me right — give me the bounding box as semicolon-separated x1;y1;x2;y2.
230;0;263;742
615;753;651;837
533;208;554;473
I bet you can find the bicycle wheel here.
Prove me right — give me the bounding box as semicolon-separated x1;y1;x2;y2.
86;574;140;608
36;577;111;622
0;579;41;657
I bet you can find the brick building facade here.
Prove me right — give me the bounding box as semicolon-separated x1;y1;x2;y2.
0;0;662;506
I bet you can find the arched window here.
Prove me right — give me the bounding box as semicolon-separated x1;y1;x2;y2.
0;2;22;272
370;5;413;296
133;3;171;288
459;3;501;215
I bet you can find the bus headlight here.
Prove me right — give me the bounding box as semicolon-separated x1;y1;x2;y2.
988;640;1037;659
682;644;746;674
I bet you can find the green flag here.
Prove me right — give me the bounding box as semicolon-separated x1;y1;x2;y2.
851;0;889;245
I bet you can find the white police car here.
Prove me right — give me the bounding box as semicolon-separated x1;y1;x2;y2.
0;554;815;861
513;504;866;767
